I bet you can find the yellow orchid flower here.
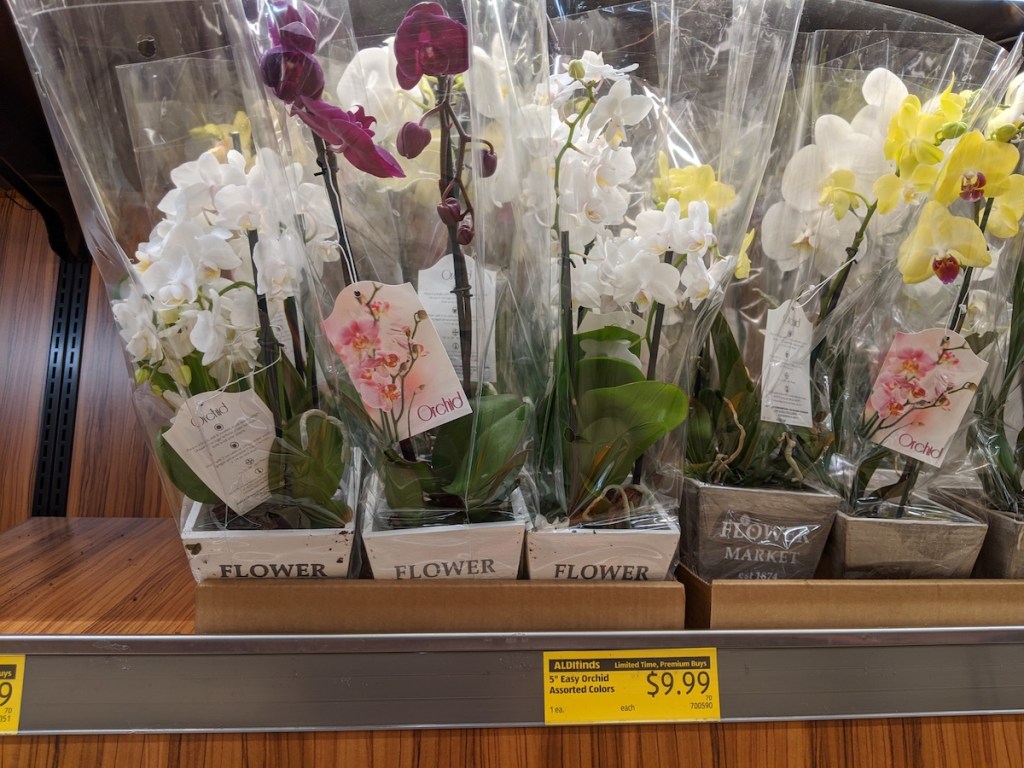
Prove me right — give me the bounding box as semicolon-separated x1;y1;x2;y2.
897;201;990;284
933;130;1021;206
872;163;940;214
190;111;253;163
883;95;946;176
734;229;755;279
653;153;736;220
987;174;1024;239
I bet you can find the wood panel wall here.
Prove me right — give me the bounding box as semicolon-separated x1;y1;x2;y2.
65;267;166;519
0;193;57;531
0;193;166;530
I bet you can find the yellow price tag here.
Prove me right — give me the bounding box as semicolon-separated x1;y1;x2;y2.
543;648;720;725
0;656;25;734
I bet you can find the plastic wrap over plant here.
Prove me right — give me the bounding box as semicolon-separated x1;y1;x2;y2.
824;495;988;579
680;479;836;580
530;0;801;555
749;18;1024;525
228;0;553;539
7;0;361;577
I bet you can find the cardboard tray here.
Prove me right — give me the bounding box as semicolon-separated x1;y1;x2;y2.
679;565;1024;629
195;579;686;634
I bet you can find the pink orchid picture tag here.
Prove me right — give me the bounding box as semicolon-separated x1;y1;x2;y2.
863;328;987;468
323;282;471;442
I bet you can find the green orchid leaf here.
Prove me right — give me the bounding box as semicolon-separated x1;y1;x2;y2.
711;313;755;404
154;429;222;505
574;324;644;344
576;355;645;396
464;450;529;509
433;394;530;505
571;381;687;510
965;331;998;356
383;457;442;510
268;411;347;509
685;391;715;468
1003;257;1024;404
253;352;310;424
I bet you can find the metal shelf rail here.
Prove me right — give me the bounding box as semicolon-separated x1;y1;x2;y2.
2;626;1023;733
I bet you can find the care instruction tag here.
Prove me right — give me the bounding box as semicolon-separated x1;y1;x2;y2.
418;254;498;383
543;649;720;725
323;281;471;441
0;656;26;734
163;389;275;513
761;300;814;428
863;328;987;467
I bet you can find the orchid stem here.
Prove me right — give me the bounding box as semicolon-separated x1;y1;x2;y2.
892;199;992;517
633;251;673;483
231;133;283;438
312;134;359;287
436;75;473;394
811;201;877;367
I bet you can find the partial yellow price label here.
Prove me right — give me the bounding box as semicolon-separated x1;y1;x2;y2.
543;648;720;725
0;656;25;734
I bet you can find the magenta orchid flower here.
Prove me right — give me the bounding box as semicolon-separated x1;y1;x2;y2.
258;2;403;179
267;1;319;46
260;47;324;103
293;98;405;179
393;2;469;90
260;2;323;102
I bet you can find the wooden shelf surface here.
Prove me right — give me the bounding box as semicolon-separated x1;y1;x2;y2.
1;517;1023;768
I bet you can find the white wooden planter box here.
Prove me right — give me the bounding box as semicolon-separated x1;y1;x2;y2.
362;484;528;580
526;506;680;581
181;501;357;581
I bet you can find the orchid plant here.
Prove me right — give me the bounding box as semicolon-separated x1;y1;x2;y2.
964;73;1024;518
539;51;761;526
760;59;1024;513
254;0;541;526
112;145;354;529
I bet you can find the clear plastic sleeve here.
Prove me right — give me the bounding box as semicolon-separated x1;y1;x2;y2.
531;0;802;583
751;8;1023;578
227;0;554;563
8;0;362;580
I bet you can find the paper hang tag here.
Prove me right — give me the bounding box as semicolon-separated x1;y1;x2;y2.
760;300;814;429
417;254;498;383
163;389;275;514
863;328;987;468
323;281;472;442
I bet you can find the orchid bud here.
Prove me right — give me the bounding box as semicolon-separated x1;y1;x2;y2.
937;121;968;141
396;121;431;159
991;123;1020;143
478;148;498;178
568;59;586;81
457;224;475;245
134;368;150;385
437;197;462;226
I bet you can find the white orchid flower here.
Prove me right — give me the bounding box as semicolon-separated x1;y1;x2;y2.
112;284;162;365
851;68;909;143
760;200;861;274
988;71;1024;135
253;232;305;302
635;198;684;255
158;150;247;220
587;79;653;146
781;115;888;218
680;254;734;309
570;257;607;312
675;201;717;258
592;144;637;189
